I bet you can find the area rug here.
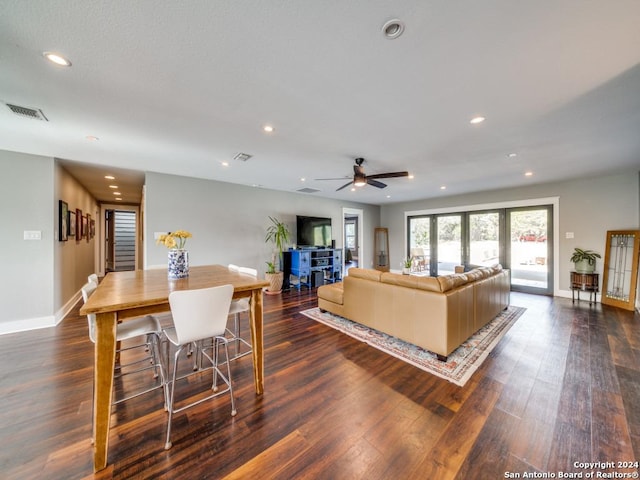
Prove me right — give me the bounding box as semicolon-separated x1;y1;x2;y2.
300;305;526;386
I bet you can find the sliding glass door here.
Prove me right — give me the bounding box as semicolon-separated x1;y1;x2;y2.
507;207;552;294
407;205;553;294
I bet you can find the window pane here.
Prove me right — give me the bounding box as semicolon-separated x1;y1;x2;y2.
469;212;500;266
409;217;430;274
437;215;461;275
509;209;548;289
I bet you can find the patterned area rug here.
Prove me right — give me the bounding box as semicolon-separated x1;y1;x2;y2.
300;305;526;387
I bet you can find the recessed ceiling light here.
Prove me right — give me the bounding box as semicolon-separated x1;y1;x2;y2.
386;195;391;198
115;197;123;201
408;174;415;179
85;135;99;141
109;185;118;189
104;175;115;180
263;125;274;133
440;185;447;190
350;187;356;192
300;177;306;182
43;51;72;67
221;161;229;167
525;171;533;177
508;153;517;158
470;116;485;124
382;19;405;39
113;191;121;195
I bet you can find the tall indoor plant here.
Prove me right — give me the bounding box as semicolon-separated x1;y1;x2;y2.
264;216;291;294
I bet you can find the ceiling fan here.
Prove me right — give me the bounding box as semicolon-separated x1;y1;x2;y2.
317;158;409;191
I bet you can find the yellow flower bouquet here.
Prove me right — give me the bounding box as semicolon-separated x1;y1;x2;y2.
157;230;192;250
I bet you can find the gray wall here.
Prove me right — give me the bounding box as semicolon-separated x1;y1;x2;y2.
0;150;98;333
380;171;640;296
0;151;55;332
144;172;380;275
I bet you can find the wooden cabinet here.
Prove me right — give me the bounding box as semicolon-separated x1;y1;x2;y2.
290;248;342;290
570;272;599;306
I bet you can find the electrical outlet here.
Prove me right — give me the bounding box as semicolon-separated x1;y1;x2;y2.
566;232;574;239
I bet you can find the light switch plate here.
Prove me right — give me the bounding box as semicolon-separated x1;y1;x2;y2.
24;230;42;240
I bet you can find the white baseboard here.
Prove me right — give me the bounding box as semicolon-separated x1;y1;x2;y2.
0;290;83;336
0;315;56;335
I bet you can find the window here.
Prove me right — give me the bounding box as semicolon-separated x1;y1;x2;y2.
407;205;553;294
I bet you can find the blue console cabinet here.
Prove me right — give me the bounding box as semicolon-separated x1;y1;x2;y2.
290;248;342;290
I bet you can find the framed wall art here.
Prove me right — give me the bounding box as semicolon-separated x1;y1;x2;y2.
86;214;91;242
69;210;76;237
58;200;68;241
75;209;82;240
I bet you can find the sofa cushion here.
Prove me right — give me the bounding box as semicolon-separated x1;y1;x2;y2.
317;283;344;305
465;269;485;281
381;272;442;292
348;268;382;282
437;273;469;292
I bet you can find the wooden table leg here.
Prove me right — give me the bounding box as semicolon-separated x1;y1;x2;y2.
93;311;117;472
249;289;264;395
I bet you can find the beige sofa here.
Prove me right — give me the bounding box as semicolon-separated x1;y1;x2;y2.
317;266;510;361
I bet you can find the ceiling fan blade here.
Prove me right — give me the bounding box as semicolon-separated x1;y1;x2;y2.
367;171;409;180
367;179;387;189
336;181;354;191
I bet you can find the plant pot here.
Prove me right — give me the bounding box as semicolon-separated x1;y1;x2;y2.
168;249;189;279
402;267;411;275
574;259;595;274
265;271;283;294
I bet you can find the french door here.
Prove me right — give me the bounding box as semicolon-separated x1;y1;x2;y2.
407;205;553;294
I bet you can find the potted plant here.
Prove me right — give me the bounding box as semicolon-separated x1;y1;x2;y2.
402;256;412;275
264;216;291;294
570;247;601;273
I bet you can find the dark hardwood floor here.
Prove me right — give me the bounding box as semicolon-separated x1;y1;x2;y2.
1;289;639;479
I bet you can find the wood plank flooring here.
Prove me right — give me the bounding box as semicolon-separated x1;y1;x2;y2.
0;289;638;479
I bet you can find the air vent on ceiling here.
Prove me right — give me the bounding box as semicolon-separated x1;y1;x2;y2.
5;103;49;121
297;187;321;194
233;152;252;162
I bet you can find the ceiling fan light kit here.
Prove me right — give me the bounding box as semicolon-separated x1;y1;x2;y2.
317;157;409;192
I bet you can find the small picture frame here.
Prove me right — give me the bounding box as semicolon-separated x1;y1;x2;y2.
90;219;96;239
75;209;82;240
82;215;88;239
68;210;76;237
86;214;91;242
58;200;68;241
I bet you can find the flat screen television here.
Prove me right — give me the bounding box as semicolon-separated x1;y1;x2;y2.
296;215;332;248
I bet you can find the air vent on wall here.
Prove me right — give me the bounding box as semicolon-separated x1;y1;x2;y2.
297;187;321;194
5;103;49;121
233;152;252;162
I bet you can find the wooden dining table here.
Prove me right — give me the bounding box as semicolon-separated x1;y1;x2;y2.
79;264;270;472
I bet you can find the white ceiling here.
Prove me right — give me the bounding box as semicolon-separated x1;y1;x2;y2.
1;0;639;205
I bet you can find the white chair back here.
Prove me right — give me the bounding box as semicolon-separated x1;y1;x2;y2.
228;264;240;272
81;281;98;343
168;285;234;345
88;273;99;284
238;266;257;277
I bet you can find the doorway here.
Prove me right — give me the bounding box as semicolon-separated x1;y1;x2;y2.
105;209;137;272
343;208;363;275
